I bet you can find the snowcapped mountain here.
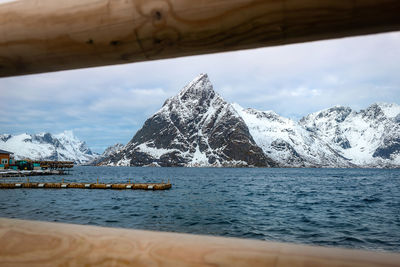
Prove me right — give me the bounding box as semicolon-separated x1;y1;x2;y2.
89;143;124;165
232;104;353;167
100;73;276;167
300;103;400;167
99;73;400;168
0;131;98;164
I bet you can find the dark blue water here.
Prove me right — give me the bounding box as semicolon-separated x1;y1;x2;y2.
1;167;399;252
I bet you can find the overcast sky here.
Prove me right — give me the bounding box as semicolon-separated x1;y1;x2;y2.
1;31;399;153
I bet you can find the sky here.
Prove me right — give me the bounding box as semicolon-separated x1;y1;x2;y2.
1;31;400;153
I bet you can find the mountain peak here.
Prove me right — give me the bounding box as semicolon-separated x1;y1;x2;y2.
102;74;276;167
55;130;76;140
178;73;215;102
370;102;400;118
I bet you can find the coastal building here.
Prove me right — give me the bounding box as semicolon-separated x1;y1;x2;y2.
0;149;14;169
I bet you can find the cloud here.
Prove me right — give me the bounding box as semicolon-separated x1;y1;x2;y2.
1;31;399;152
88;88;168;113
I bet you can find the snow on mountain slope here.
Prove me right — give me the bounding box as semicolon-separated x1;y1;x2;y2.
100;74;276;167
99;73;399;168
300;103;400;167
233;104;353;167
0;131;97;164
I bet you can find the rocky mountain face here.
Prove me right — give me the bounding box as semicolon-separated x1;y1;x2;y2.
100;74;276;167
100;74;400;168
0;131;97;164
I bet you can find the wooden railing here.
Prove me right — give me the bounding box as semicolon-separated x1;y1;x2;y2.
0;0;400;77
0;218;399;266
1;1;400;265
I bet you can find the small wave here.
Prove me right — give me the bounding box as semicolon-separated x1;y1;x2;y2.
173;215;183;220
298;233;324;239
104;220;119;223
301;216;311;223
243;232;266;239
184;221;198;226
362;196;382;203
337;236;366;244
80;208;95;212
364;238;390;245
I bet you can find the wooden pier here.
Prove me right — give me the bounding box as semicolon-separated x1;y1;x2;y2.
29;160;74;169
0;182;171;190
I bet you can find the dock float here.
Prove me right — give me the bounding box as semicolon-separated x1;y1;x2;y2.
0;182;171;190
0;169;67;178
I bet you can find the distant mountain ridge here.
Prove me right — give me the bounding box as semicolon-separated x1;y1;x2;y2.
99;74;400;168
300;103;400;167
0;131;98;164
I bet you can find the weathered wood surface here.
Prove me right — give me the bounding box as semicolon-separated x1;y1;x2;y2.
0;218;399;266
0;0;400;77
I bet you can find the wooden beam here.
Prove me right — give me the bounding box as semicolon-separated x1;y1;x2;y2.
0;218;399;266
0;0;400;77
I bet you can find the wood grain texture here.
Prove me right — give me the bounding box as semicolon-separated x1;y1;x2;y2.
0;0;400;77
0;218;399;266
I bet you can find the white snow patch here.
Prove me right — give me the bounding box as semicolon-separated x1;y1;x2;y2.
136;143;178;158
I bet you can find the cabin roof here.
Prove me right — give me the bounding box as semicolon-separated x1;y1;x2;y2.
0;149;13;154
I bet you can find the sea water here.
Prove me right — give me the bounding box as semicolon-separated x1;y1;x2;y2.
0;166;399;252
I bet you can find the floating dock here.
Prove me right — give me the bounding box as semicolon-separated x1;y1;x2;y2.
0;182;171;190
0;169;68;178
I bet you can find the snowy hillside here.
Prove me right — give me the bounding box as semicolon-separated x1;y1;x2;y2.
0;131;98;164
232;104;353;167
300;103;400;167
